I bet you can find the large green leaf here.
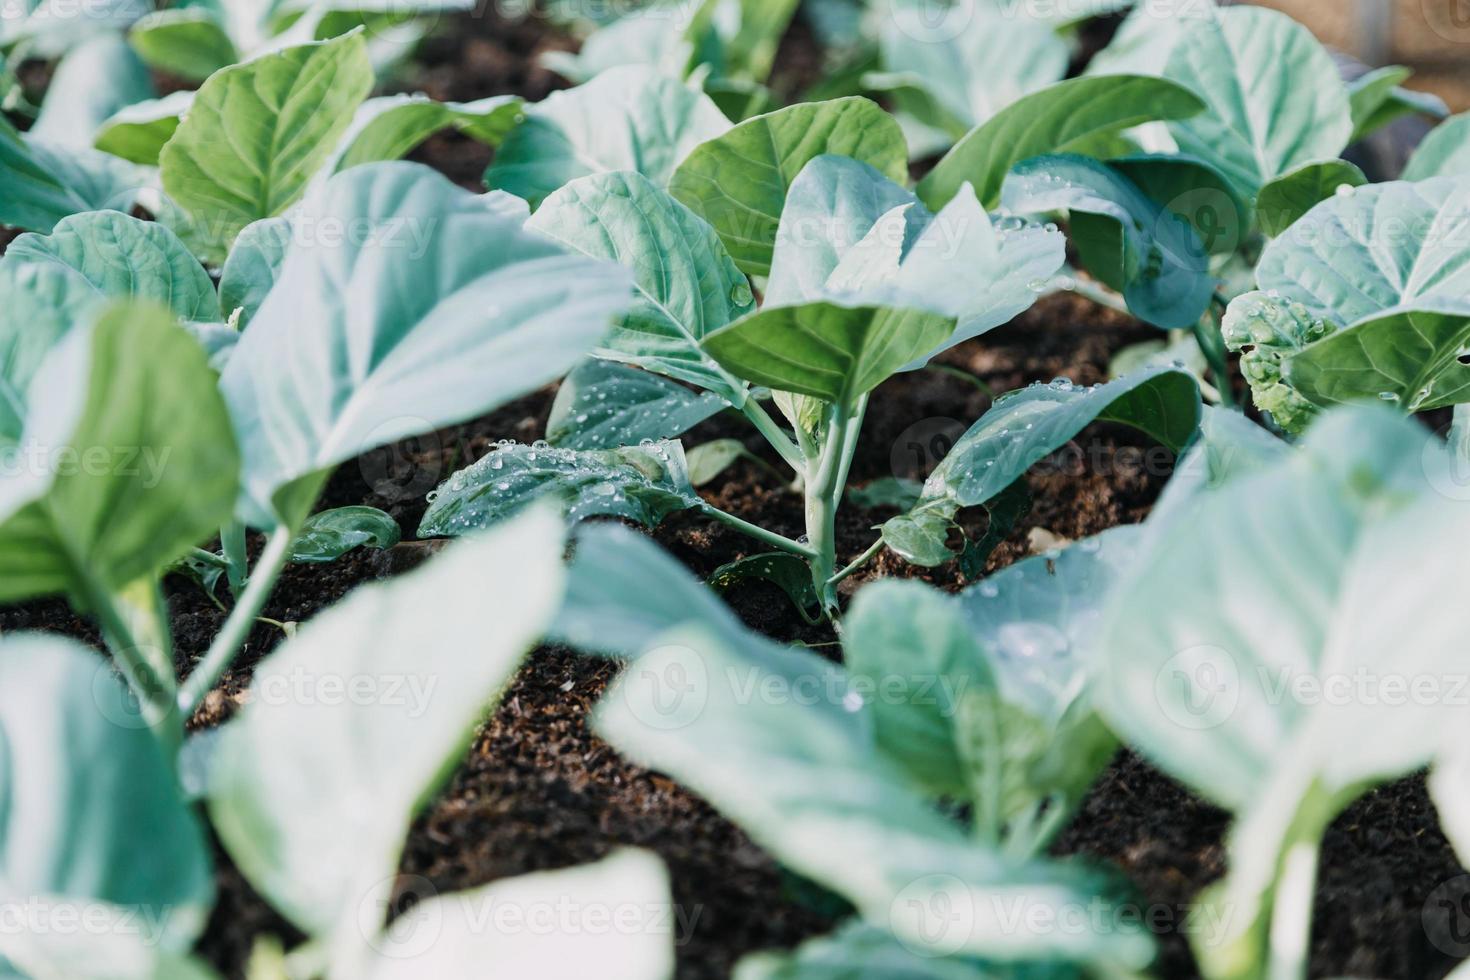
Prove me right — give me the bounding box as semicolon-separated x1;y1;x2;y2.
0;301;240;602
158;32;375;252
487;66;730;209
1162;6;1352;200
594;626;1154;970
1403;112;1470;181
702;301;954;405
870;3;1067;136
883;367;1200;566
360;851;674;978
30;35;153;150
5;210;216;321
0;635;214;957
1253;160;1366;237
767;155;1064;354
916;75;1206;212
669;97;908;276
0;263;98;440
1098;405;1470;976
526;171;753;404
331;93;523;172
1083;0;1213;78
94;92;194;166
208;508;565;940
419;439;701;536
0;116;148;233
127;7;239;82
218;162;632;530
1000;154;1212;329
545;359;727;450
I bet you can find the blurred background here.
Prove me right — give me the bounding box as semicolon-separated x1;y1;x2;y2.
1256;0;1470;111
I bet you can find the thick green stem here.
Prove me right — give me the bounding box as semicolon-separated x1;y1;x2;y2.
697;502;817;560
1267;842;1319;980
177;526;295;717
220;521;248;597
740;398;805;472
805;401;855;615
72;570;177;735
828;537;884;588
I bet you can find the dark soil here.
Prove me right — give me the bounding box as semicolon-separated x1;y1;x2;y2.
3;5;1466;980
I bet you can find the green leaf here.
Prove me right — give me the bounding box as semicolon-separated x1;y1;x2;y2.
526;171;754;404
332;93;523;172
1;902;222;980
159;32;375;252
735;920;1045;980
685;437;745;486
767;155;1064;353
0;635;213;954
1347;66;1447;143
128;8;239;82
1001;154;1213;329
217;215;290;328
487;66;731;209
594;626;1155;970
1253;160;1366;237
1403;112;1470;181
288;505;399;563
0;301;240;602
669;97;908;276
359;851;674;978
0;116;148;233
219;162;633;530
95;92;193;166
547;359;727;450
550;521;748;656
1162;6;1352;200
883;367;1200;566
30;35;153;150
1109;153;1249;257
419;440;700;536
0;263;99;440
916;75;1206;212
873;3;1067;135
703;301;954;405
1083;0;1213;78
540;7;701;85
1098;405;1470;975
847;476;921;510
709;551;821;621
5;210;216;321
209;508;564;939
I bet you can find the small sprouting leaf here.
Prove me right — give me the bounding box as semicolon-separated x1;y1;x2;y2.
127;7;239;82
527;171;754;405
29;35;152;150
669;97;909;276
0;301;240;603
705;302;954;405
487;66;731;209
883;367;1200;566
709;551;821;622
94;91;193;165
5;210;216;321
685;438;747;486
1001;154;1213;329
216;215;290;328
288;506;400;563
1403;112;1470;180
330;93;523;172
219;162;632;531
1347;65;1447;143
846;476;921;511
1253;160;1366;237
916;74;1206;212
0;115;148;233
1162;6;1352;200
359;851;674;979
419;440;701;537
546;359;727;451
0;635;214;956
159;33;375;252
209;508;565;939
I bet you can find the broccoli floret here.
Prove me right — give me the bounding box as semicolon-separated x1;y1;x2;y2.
1221;291;1336;434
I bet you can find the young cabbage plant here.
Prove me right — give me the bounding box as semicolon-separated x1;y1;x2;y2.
0;510;678;979
555;521;1154;976
1220;175;1470;432
1099;404;1470;980
423;89;1207;615
0;161;632;740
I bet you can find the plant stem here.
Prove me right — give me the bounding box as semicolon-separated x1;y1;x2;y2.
1196;297;1239;410
740;398;805;472
805;400;854;615
72;570;177;733
177;526;295;717
220;520;248;597
827;537;884;588
189;547;230;568
1267;842;1320;980
1056;266;1132;316
697;502;817;560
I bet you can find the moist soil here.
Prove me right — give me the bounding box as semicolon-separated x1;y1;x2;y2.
3;5;1468;979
